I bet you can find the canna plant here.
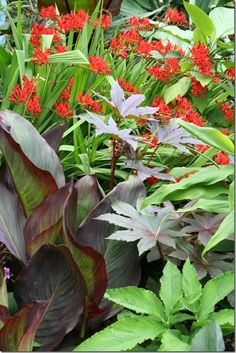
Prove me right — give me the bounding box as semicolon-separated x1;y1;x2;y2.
75;259;234;352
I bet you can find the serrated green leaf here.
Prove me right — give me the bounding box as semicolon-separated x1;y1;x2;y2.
105;287;166;322
202;211;234;256
191;321;225;351
177;120;234;155
164;77;191;104
209;309;234;330
182;259;202;298
160;261;183;318
74;316;164;351
184;1;216;41
159;330;190;351
197;272;234;321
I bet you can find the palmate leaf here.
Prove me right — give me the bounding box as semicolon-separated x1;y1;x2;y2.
105;287;166;322
74;316;165;352
14;245;86;350
0;110;65;216
0;182;26;262
97;200;180;255
0;302;48;351
123;160;175;182
75;176;145;288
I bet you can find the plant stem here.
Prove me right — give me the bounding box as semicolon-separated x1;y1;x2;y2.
109;140;117;191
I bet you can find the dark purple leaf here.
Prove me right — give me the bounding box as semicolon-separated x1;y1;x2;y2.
0;302;48;351
75;176;146;288
14;244;86;349
0;182;26;262
0;110;65;216
42;122;66;154
0;305;10;328
123;160;175;182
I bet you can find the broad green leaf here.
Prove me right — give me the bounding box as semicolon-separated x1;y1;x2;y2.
197;272;234;321
191;321;225;351
182;258;202;298
184;1;216;41
0;302;47;351
164;77;191;104
159;261;183;318
202;211;234;256
176;199;230;214
209;309;234;334
191;147;218;167
0;269;8;308
229;182;234;211
0;111;65;216
105;287;166;322
48;50;88;65
14;245;86;349
159;330;190;352
0;183;26;262
142;166;233;207
169;313;195;325
178;120;234;155
209;7;234;39
190;71;212;86
74;316;164;351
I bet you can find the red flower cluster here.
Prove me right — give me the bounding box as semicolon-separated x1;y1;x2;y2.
191;43;212;76
147;58;180;82
30;23;55;48
89;56;112;75
174;96;204;126
141;132;158;148
76;93;102;113
117;78;141;94
146;176;158;185
165;7;188;26
57;10;89;32
195;144;210;153
151;96;171;122
214;151;230;165
225;67;234;81
94;14;112;29
32;48;50;66
191;78;207;97
54;77;74;118
129;16;151;30
9;75;41;115
40;6;58;20
219;102;234;121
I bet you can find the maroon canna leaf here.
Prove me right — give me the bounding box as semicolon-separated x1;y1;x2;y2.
14;244;86;349
63;183;107;306
75;176;145;288
0;301;48;351
42;122;67;154
0;110;65;216
0;305;10;329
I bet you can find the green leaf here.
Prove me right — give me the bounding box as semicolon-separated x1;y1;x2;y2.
0;269;8;308
183;1;216;41
48;50;88;65
14;245;86;349
176;199;230;214
160;261;183;318
0;302;47;351
209;7;234;39
209;309;234;334
202;211;234;256
229;182;234;211
105;287;166;322
164;77;191;104
0;111;65;216
74;316;164;351
178;120;234;155
197;272;234;321
142;166;233;207
191;321;225;351
182;258;202;298
159;330;190;351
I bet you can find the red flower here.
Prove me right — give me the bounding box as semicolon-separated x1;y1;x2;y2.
141;132;158;148
184;111;205;127
9;76;37;104
54;101;73;118
30;24;55;47
89;56;112;75
76;93;102;113
218;102;234;121
40;6;57;20
110;38;127;58
136;40;153;56
95;14;112;29
225;67;234;81
117;78;140;94
27;96;41;115
121;29;140;44
147;58;180;82
191;78;207;97
57;10;88;32
129;17;151;30
32;48;50;66
191;43;212;76
214;151;230;165
152;96;171;122
165;7;188;26
195;144;210;152
55;45;68;53
146;176;158;185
